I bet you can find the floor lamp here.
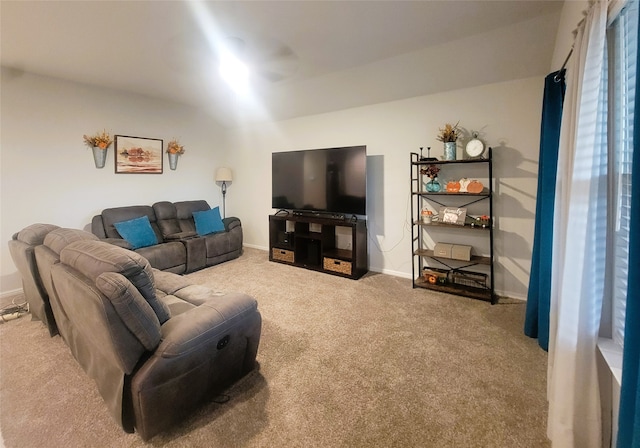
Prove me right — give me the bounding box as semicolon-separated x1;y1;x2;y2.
215;167;233;218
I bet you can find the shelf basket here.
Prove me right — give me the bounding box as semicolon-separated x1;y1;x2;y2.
323;257;352;275
272;248;294;263
450;271;488;289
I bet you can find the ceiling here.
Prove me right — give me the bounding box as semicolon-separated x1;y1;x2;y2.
1;1;564;127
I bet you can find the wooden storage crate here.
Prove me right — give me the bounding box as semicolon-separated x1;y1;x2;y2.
323;257;352;275
272;248;294;263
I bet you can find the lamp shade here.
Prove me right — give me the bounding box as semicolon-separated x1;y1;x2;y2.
215;167;233;182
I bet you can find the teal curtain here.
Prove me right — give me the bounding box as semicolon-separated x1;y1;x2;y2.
524;71;566;351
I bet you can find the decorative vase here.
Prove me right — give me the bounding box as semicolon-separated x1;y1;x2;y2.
168;153;178;170
444;142;457;161
426;177;441;192
92;146;107;169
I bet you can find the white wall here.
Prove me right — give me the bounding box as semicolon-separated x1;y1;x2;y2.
551;0;589;72
0;69;545;300
0;68;228;295
224;76;544;300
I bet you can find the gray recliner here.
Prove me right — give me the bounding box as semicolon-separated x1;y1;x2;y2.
47;238;261;440
8;223;61;336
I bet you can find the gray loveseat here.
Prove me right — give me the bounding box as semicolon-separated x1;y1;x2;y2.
91;200;242;274
31;228;261;440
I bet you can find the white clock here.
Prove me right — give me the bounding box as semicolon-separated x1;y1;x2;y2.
465;135;485;159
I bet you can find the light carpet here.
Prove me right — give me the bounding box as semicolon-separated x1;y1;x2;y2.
0;247;549;447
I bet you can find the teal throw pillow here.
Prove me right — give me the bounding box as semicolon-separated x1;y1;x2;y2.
113;216;158;250
193;207;225;236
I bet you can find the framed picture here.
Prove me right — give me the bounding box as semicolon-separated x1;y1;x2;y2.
439;207;467;226
115;135;163;174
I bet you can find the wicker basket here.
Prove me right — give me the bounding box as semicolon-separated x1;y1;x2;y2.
323;257;352;275
451;271;487;289
272;248;294;263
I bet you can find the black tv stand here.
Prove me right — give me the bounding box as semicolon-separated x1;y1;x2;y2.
269;213;368;279
291;210;346;221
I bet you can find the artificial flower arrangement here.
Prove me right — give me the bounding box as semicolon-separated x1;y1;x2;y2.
83;129;113;149
166;139;185;155
420;164;440;180
436;122;461;143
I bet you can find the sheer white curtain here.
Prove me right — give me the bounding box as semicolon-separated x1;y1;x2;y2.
547;1;610;446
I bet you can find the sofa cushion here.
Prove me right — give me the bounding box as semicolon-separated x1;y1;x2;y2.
133;242;185;274
203;231;233;257
96;272;162;351
153;201;182;236
175;200;209;220
114;216;158;249
193;207;224;236
60;240;170;323
153;269;223;305
153;269;193;295
101;205;159;240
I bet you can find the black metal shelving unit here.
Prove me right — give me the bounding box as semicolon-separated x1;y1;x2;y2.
410;148;496;304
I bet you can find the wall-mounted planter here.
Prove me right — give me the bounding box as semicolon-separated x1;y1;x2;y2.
92;146;107;168
168;153;179;170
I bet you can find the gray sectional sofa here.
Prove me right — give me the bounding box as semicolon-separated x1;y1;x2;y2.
8;224;261;441
91;200;242;274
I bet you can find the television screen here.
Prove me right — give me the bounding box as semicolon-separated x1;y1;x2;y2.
272;145;367;216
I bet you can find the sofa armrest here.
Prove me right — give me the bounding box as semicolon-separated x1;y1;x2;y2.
157;293;257;358
223;217;241;232
180;237;206;273
91;215;107;238
164;231;197;241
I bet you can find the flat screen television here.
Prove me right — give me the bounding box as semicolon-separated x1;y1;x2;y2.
272;145;367;216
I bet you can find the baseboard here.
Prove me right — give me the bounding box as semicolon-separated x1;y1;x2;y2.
243;243;268;251
499;295;526;302
373;267;411;279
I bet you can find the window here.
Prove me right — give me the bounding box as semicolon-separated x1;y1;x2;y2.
610;0;637;347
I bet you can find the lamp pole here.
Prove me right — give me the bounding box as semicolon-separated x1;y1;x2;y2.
215;167;233;219
221;180;228;218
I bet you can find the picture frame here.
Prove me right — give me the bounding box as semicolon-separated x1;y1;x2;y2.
115;135;163;174
439;207;467;226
